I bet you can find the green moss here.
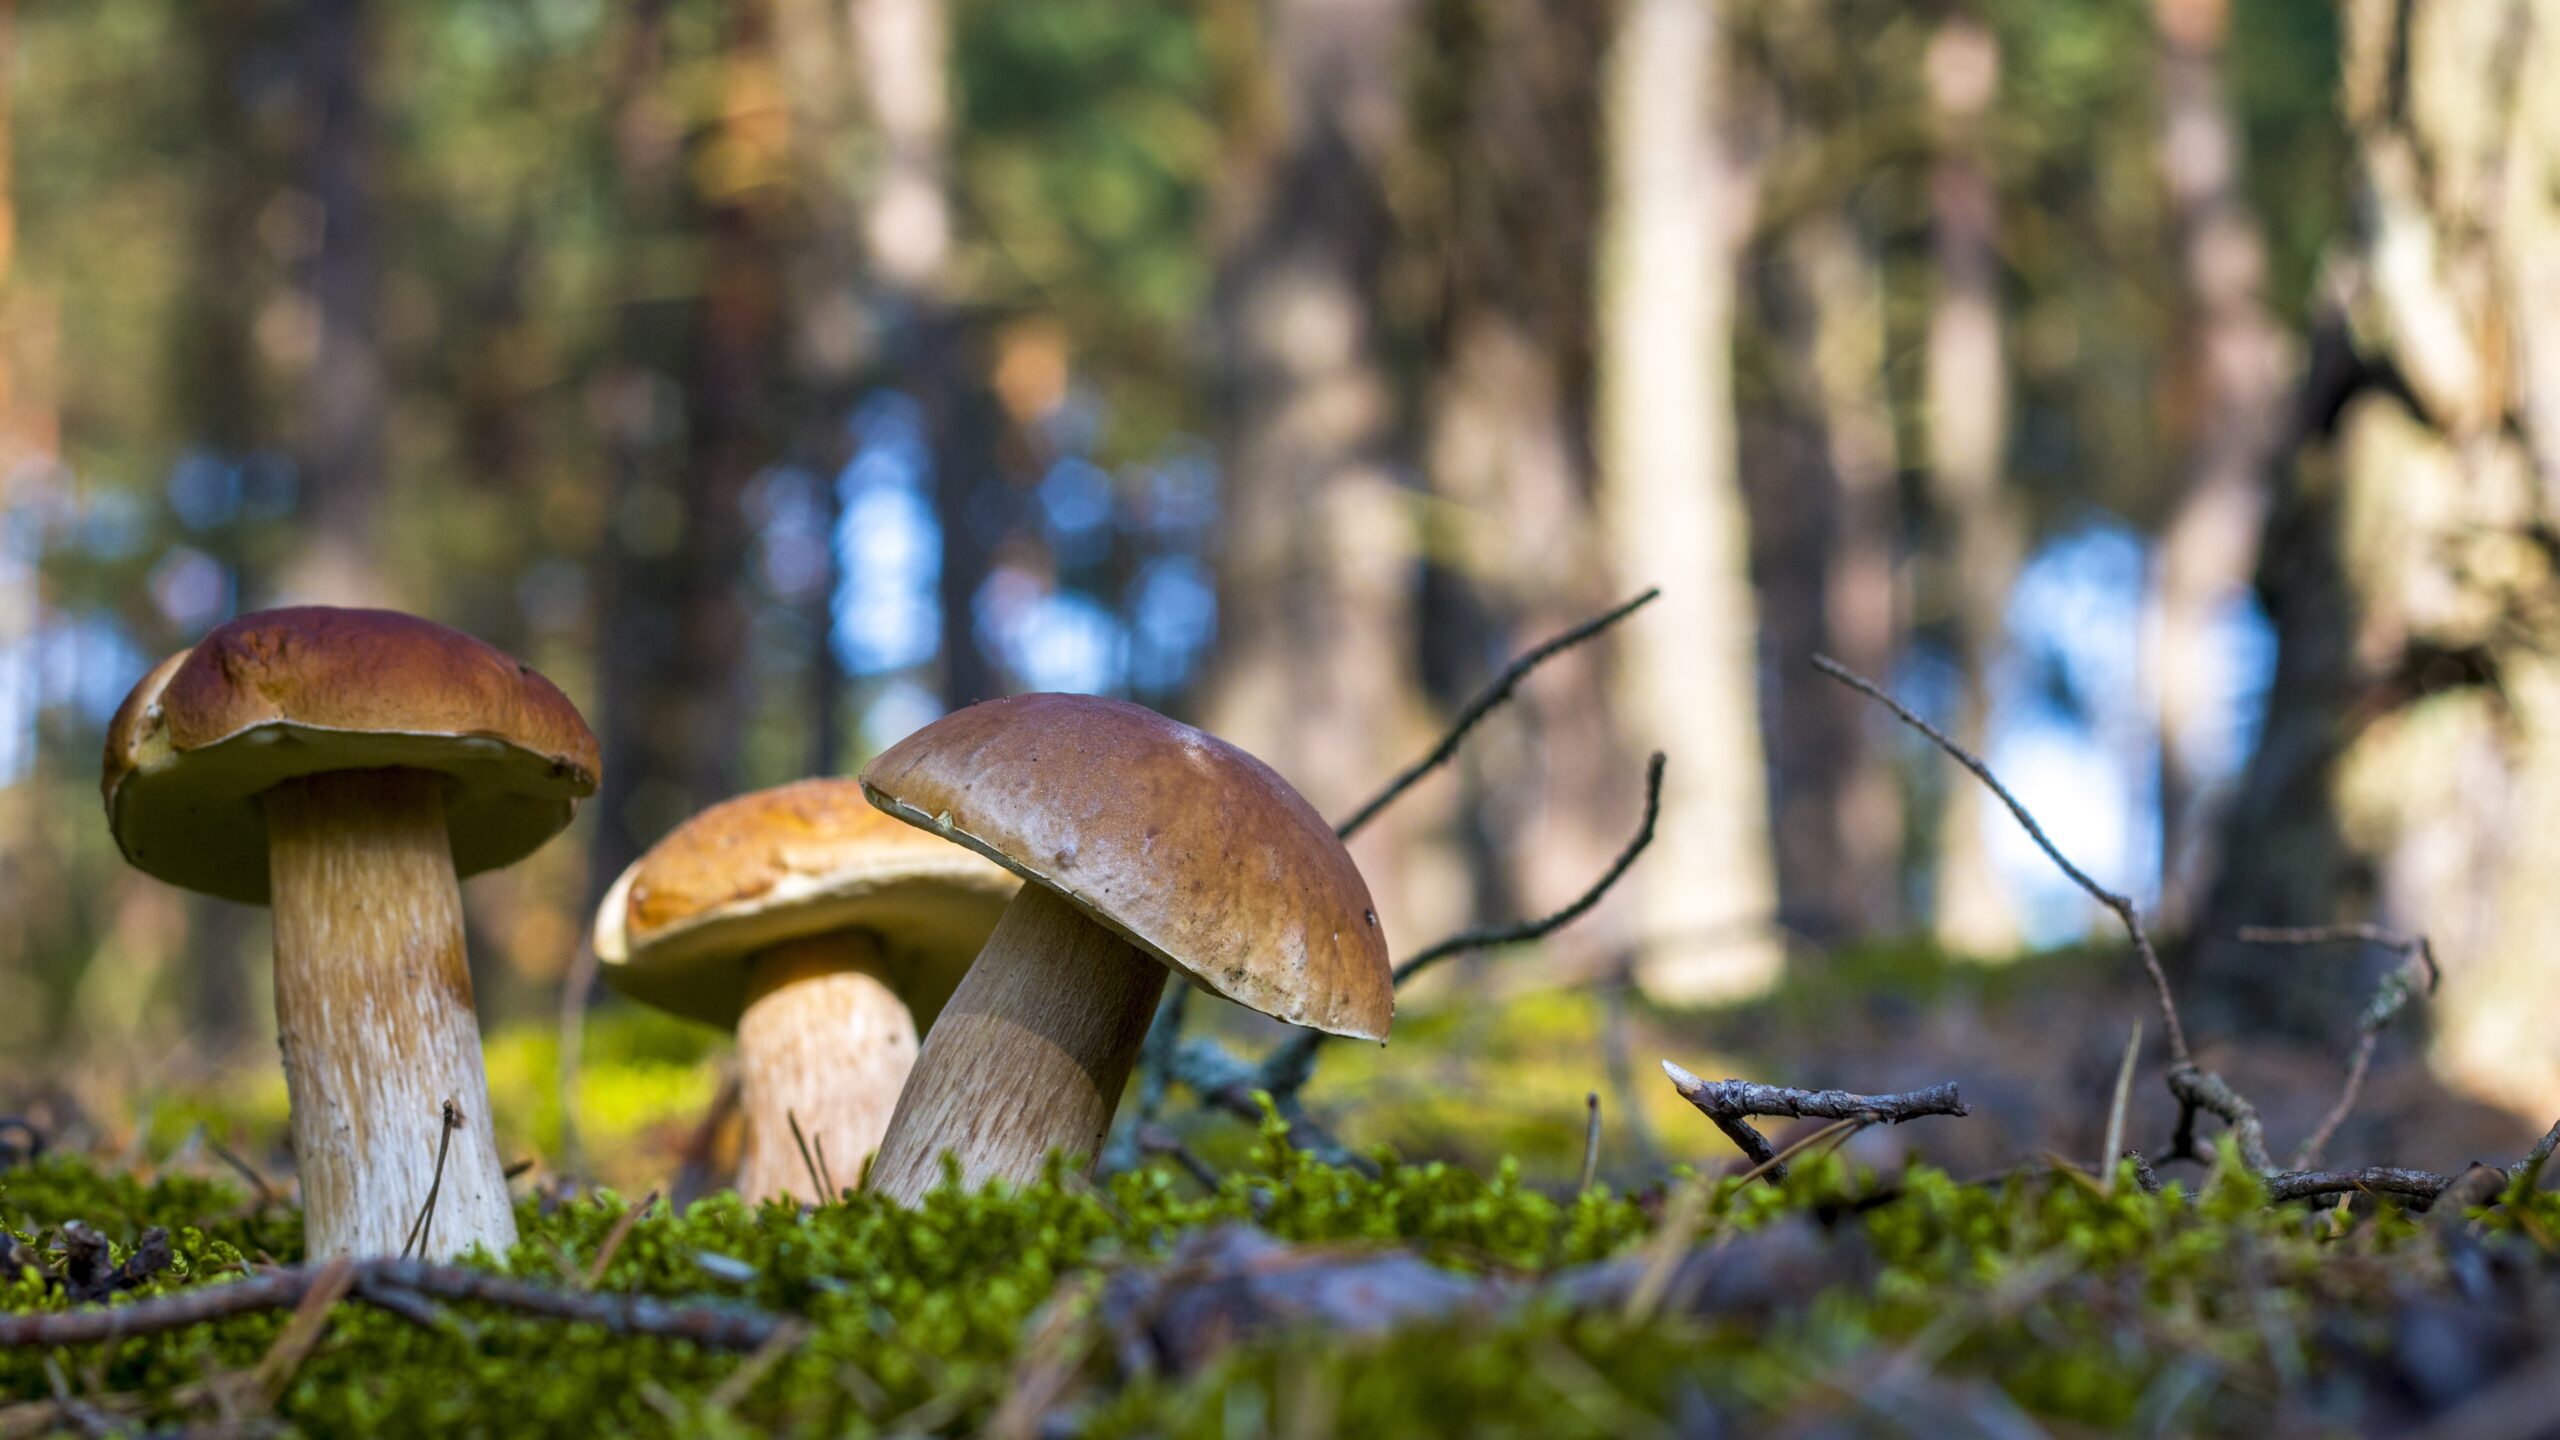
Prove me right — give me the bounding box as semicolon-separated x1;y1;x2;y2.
0;1124;2526;1437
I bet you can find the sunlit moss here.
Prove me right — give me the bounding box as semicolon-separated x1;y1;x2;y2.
0;1116;2512;1437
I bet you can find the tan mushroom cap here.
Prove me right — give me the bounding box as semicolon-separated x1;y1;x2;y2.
102;606;601;905
596;778;1020;1029
858;692;1393;1041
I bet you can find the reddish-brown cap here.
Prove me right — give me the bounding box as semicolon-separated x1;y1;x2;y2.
102;606;601;904
596;778;1020;1029
858;693;1393;1041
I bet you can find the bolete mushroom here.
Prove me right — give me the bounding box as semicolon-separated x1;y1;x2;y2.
593;778;1019;1202
858;693;1393;1204
103;607;599;1259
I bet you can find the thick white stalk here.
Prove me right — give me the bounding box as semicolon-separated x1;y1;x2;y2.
735;930;916;1203
264;768;516;1260
865;885;1165;1205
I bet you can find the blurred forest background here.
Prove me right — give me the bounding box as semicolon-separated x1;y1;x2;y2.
2;0;2555;1187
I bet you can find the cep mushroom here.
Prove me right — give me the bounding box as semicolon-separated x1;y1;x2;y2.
103;607;599;1259
858;693;1393;1204
593;778;1019;1202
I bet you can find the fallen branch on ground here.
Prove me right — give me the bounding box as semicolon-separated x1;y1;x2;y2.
1663;1061;1968;1183
0;1258;787;1352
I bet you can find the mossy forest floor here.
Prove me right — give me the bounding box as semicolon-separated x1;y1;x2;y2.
7;954;2560;1437
6;1126;2560;1437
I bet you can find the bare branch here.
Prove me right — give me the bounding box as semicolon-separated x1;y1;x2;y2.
1663;1062;1968;1126
2165;1064;2272;1174
2237;925;2439;1169
1663;1060;1967;1184
1814;654;2191;1066
1390;752;1666;990
2261;1167;2454;1204
1334;588;1660;839
1251;753;1666;1104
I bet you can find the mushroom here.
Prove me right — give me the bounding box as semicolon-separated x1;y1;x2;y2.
103;607;599;1259
857;693;1393;1204
593;778;1019;1202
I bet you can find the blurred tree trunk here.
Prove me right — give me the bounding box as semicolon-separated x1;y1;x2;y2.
175;0;280;1057
1410;0;1627;959
588;0;781;898
2147;0;2289;926
1919;15;2018;957
1766;210;1906;938
846;0;1003;713
1596;0;1782;1001
1204;0;1435;945
2209;0;2560;1116
771;0;865;768
280;0;391;608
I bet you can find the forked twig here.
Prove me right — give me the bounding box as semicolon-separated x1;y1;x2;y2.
1251;754;1667;1104
2237;925;2438;1169
1814;655;2190;1065
1814;656;2284;1171
1663;1060;1967;1184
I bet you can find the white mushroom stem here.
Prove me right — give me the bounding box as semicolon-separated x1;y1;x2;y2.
735;930;918;1203
264;768;517;1260
866;884;1166;1205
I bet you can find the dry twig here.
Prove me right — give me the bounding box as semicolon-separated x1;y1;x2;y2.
1662;1060;1966;1184
398;1100;463;1262
1333;588;1659;840
1814;655;2288;1172
1252;753;1667;1103
0;1259;787;1352
2236;925;2438;1169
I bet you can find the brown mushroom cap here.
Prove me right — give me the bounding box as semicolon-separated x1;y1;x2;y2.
102;606;601;904
596;778;1020;1029
857;692;1393;1041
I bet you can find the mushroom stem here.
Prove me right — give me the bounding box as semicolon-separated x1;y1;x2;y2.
264;767;517;1260
735;930;917;1203
866;884;1166;1204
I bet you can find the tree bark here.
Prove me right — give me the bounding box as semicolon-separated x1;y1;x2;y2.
1920;15;2019;958
2208;0;2560;1112
265;770;515;1260
280;0;392;609
1203;0;1431;945
588;0;778;898
2147;0;2290;926
1410;0;1622;958
1766;210;1906;938
1595;0;1781;1000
